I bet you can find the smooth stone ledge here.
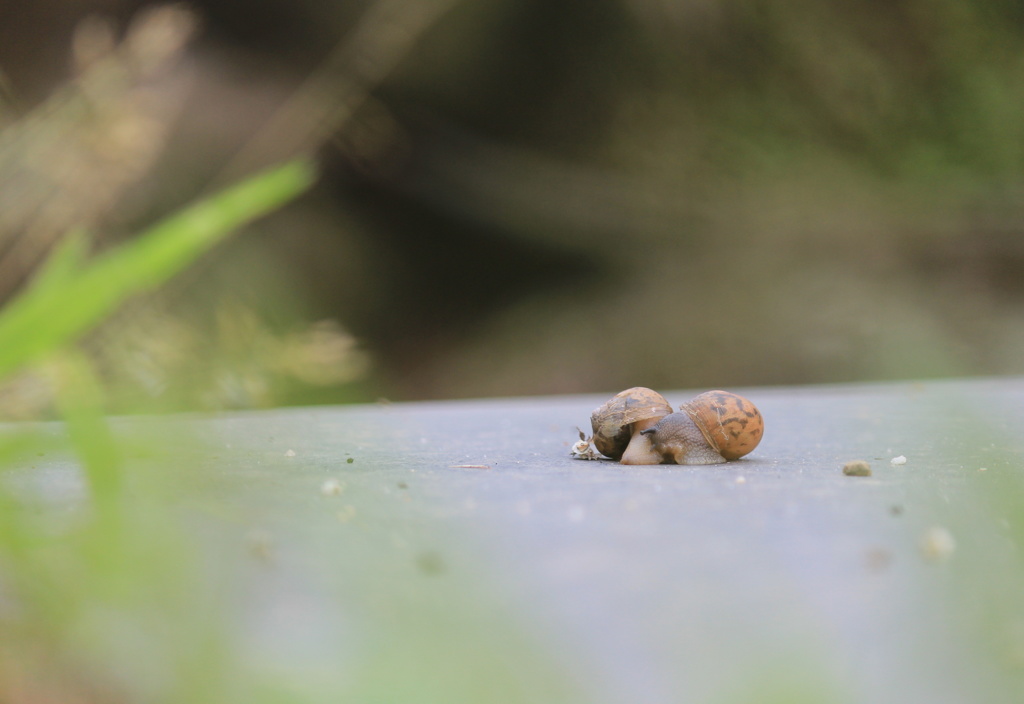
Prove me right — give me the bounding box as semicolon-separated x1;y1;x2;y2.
7;377;1024;703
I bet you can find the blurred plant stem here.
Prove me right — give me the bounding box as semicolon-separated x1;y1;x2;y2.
214;0;459;185
47;351;123;523
0;5;197;303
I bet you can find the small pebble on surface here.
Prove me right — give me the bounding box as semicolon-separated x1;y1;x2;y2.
921;526;956;562
843;460;872;477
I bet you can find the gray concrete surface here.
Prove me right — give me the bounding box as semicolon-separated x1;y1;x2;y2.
16;378;1024;702
167;377;1023;703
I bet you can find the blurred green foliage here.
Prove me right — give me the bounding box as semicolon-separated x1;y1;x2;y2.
298;0;1024;398
5;0;1024;401
0;12;318;695
0;161;315;381
0;157;314;701
0;4;371;417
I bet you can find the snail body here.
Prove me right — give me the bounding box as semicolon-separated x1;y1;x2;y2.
639;412;727;464
584;389;763;465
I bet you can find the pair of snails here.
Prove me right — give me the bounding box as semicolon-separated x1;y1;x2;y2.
572;387;764;465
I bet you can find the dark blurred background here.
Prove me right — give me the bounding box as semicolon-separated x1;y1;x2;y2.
2;0;1024;412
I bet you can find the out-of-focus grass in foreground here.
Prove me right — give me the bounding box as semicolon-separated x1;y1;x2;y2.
0;157;315;702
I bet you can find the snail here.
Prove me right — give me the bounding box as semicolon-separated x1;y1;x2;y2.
579;389;763;465
643;390;764;464
588;387;673;464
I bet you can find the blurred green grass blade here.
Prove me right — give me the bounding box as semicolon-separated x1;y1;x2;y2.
0;158;316;381
27;228;91;295
48;351;122;514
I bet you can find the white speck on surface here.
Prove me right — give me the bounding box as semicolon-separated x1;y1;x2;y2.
320;478;345;496
285;449;296;457
890;455;907;466
567;505;586;522
735;476;747;484
921;526;956;562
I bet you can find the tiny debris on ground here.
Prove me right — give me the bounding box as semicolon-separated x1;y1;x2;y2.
416;551;446;575
843;460;872;476
891;455;908;466
321;478;345;496
920;526;956;562
865;547;893;573
246;530;275;563
570;428;603;460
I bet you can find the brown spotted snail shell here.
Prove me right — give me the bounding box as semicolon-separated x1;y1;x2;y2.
641;390;764;465
590;387;672;463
